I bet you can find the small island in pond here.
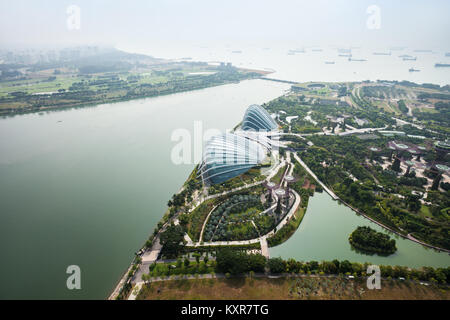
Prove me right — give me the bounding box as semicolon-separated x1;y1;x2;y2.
349;226;397;255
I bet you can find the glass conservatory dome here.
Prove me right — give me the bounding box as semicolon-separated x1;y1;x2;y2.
199;133;267;185
241;104;278;131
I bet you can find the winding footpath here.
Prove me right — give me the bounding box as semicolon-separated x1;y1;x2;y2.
292;150;450;254
187;151;301;254
117;138;449;299
293;153;339;200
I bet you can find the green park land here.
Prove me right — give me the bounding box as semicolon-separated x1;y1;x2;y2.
114;79;450;300
0;48;264;116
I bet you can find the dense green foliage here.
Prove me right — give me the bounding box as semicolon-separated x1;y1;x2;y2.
186;199;217;241
203;194;272;241
397;100;408;114
215;248;266;275
207;168;264;195
214;250;450;284
299;134;450;250
349;226;397;255
159;224;186;259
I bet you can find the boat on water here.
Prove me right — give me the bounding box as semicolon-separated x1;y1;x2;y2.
409;68;420;72
435;63;450;68
390;46;406;51
403;57;417;61
287;49;305;55
325;61;335;64
348;58;367;62
337;48;351;54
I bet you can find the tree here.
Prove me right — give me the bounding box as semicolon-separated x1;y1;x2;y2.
431;173;442;190
216;248;247;275
179;214;189;230
198;261;207;274
308;261;319;271
159;224;186;258
267;258;285;274
349;226;397;254
193;252;201;264
321;261;337;274
216;248;266;275
184;257;190;268
407;194;421;212
247;254;266;273
392;158;401;172
339;260;353;274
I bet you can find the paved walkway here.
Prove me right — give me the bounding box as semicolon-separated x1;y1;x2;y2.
204;180;266;201
128;282;143;300
293;153;339;200
260;237;269;258
141;237;162;263
187;153;301;248
198;203;221;243
194;158;288;243
292;153;450;254
188;183;301;247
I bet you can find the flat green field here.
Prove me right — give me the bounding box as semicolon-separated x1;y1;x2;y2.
137;276;450;300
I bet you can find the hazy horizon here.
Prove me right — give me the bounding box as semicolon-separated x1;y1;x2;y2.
1;0;449;52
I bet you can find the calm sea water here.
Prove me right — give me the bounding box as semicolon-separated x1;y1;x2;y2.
125;42;450;85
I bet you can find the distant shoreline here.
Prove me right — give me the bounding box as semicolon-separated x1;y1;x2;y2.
0;71;265;118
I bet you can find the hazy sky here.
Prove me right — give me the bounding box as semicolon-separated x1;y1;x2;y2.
0;0;449;50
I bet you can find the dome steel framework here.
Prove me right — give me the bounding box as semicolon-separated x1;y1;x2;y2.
241;104;278;132
199;133;268;185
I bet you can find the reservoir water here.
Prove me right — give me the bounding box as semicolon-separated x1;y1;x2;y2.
0;77;448;300
0;79;289;299
270;192;450;268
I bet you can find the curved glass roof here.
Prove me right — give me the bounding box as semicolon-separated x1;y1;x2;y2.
242;104;278;131
199;133;267;185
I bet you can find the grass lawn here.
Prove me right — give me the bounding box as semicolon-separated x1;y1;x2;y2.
419;205;432;218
